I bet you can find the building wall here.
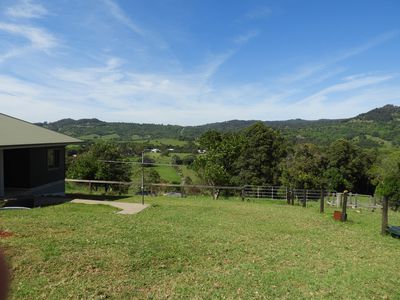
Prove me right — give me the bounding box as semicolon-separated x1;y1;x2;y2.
3;146;66;195
29;147;65;188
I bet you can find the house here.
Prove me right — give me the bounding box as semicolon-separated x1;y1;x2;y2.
0;113;81;199
150;148;161;153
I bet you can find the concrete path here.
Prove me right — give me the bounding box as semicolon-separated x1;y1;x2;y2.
71;199;149;215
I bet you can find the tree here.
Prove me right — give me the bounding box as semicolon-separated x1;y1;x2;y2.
67;142;132;183
281;143;327;189
193;123;287;198
146;168;161;184
140;155;155;167
182;155;196;166
373;152;400;210
197;130;223;150
193;132;242;198
234;122;287;186
171;155;183;165
324;139;375;193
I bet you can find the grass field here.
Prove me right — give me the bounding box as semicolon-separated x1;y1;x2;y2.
130;153;202;184
1;196;400;299
154;165;181;183
133;138;189;147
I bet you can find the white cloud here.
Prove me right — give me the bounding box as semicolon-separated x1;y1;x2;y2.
280;31;399;84
245;7;272;20
233;30;259;45
102;0;144;36
302;74;394;104
0;22;57;62
6;0;48;19
1;55;398;125
102;0;168;50
0;23;57;50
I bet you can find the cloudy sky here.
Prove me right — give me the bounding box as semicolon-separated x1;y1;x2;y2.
0;0;400;125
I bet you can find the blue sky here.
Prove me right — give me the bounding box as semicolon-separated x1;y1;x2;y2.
0;0;400;125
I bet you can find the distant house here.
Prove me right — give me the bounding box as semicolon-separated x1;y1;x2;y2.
150;148;161;153
0;114;81;198
167;148;174;152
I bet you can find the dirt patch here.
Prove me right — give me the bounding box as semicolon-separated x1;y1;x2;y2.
0;231;13;238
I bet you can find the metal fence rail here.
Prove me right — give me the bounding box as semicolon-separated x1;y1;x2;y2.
242;185;331;201
66;179;379;208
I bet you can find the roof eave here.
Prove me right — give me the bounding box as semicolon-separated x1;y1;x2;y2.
0;140;83;150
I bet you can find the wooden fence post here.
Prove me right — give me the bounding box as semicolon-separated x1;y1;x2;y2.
302;189;306;207
341;191;348;222
381;196;389;235
320;190;325;213
291;189;295;205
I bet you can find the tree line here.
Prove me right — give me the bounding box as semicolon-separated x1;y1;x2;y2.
194;122;400;205
66;122;400;207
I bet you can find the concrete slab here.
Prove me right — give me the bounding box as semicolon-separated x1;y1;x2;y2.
70;199;149;215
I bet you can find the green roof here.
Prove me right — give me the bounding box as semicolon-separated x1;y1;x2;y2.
0;113;82;148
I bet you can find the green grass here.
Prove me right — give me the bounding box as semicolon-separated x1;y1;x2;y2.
101;133;121;140
128;153;201;184
2;196;400;299
78;133;101;140
154;165;181;183
179;165;202;183
133;138;188;146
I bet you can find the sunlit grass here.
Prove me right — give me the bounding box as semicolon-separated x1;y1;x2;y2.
1;196;400;299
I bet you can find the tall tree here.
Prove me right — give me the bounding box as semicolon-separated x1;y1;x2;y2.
373;152;400;210
194;132;242;187
67;142;132;182
281;143;327;189
324;139;375;193
234;122;287;185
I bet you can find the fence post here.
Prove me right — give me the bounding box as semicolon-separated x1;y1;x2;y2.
271;186;274;200
341;191;348;222
286;188;290;204
291;189;295;205
241;187;245;201
302;189;306;207
381;196;389;235
320;190;325;213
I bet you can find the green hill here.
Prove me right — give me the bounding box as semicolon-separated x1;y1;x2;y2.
37;104;400;148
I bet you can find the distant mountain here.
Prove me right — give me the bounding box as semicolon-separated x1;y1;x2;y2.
355;104;400;122
37;104;400;148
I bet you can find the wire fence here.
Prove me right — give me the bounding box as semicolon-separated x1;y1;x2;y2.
65;178;382;211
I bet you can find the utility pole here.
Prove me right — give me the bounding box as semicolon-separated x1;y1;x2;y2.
141;151;145;205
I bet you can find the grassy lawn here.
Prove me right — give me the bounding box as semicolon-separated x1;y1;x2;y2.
154;165;181;183
1;196;400;299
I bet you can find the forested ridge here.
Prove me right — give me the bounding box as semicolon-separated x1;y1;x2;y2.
38;104;400;147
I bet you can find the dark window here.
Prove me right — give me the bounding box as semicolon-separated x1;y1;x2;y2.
48;149;60;169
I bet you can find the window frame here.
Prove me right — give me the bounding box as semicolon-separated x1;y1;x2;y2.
47;148;61;170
